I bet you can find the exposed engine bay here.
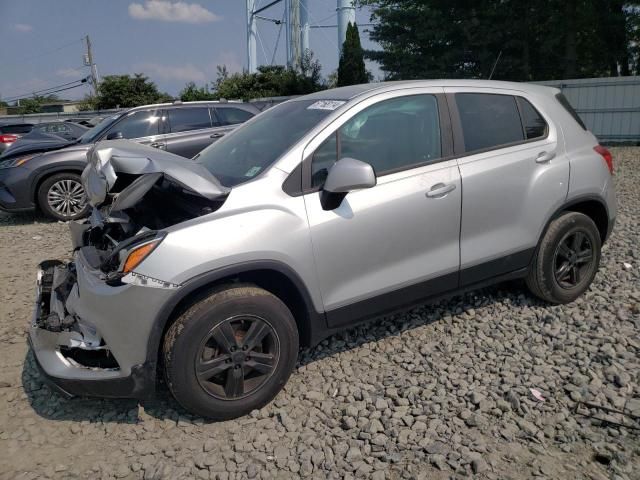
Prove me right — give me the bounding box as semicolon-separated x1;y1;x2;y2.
73;140;230;278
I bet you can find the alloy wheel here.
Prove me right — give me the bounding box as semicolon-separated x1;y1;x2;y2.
47;179;86;218
195;315;280;400
553;230;594;289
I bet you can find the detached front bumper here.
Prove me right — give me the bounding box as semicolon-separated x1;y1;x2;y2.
28;252;175;399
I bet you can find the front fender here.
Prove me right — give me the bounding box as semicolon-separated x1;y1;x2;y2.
143;259;326;368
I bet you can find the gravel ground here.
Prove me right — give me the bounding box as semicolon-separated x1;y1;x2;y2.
0;148;638;480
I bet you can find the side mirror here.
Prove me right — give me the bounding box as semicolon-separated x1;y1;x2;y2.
321;157;376;210
106;131;123;140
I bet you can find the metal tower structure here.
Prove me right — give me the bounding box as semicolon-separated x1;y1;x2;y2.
337;0;356;49
245;0;358;73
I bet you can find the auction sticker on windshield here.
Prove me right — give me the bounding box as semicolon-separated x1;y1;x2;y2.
307;100;345;110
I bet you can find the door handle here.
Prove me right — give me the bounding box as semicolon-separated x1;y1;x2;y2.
535;151;555;163
426;183;456;198
150;142;165;150
210;132;225;139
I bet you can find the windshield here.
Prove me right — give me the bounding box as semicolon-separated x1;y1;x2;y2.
196;99;341;188
78;114;122;144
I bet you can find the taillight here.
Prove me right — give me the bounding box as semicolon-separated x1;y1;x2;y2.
594;145;613;175
0;134;18;144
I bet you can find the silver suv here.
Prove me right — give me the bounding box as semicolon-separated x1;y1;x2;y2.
30;80;616;419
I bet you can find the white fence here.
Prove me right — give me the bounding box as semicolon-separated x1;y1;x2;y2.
536;76;640;143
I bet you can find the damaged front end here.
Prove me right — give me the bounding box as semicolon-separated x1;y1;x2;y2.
74;140;229;283
29;140;230;398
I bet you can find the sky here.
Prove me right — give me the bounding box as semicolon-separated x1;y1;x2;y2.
0;0;380;103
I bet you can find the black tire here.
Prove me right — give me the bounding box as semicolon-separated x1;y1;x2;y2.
526;212;601;304
163;284;299;420
37;172;90;221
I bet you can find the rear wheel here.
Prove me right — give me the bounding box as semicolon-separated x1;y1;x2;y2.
37;172;89;221
163;285;299;420
526;212;601;304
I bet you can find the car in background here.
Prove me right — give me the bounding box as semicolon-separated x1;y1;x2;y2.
0;123;33;154
1;122;88;159
0;121;87;157
32;121;88;141
64;116;108;128
0;101;259;220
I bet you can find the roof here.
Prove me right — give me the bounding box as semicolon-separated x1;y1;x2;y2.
128;100;245;111
300;80;560;101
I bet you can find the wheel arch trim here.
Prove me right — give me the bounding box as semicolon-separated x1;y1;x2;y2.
144;260;326;375
542;194;612;244
30;163;86;203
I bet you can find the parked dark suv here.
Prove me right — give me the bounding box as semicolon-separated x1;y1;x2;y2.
0;101;259;220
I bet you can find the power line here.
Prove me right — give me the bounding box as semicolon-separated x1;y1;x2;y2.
3;77;90;103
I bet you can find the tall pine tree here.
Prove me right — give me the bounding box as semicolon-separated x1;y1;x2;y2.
360;0;640;81
337;22;369;86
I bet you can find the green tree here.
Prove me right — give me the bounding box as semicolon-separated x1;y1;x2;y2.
77;95;97;111
360;0;640;81
16;94;59;114
94;74;172;109
214;53;325;101
179;82;217;101
337;22;369;86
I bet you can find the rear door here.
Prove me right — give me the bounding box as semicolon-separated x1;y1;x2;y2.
164;106;217;158
444;88;569;285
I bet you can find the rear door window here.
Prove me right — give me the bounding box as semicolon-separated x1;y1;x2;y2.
167;107;212;133
215;107;255;126
517;97;548;139
455;93;524;152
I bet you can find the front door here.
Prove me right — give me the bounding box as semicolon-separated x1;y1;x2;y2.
102;109;166;150
302;92;462;327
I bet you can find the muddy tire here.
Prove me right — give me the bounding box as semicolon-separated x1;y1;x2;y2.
37;172;90;221
526;212;601;304
163;284;299;420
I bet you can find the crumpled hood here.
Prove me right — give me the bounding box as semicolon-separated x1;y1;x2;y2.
82;139;230;209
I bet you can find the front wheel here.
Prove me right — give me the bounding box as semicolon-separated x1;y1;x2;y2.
526;212;601;304
37;172;89;221
163;285;299;420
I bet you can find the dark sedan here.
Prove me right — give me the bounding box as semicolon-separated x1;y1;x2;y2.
0;101;259;220
0;123;33;154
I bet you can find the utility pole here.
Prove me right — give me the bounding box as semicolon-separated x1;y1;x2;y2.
246;0;257;73
288;0;301;69
85;35;99;96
